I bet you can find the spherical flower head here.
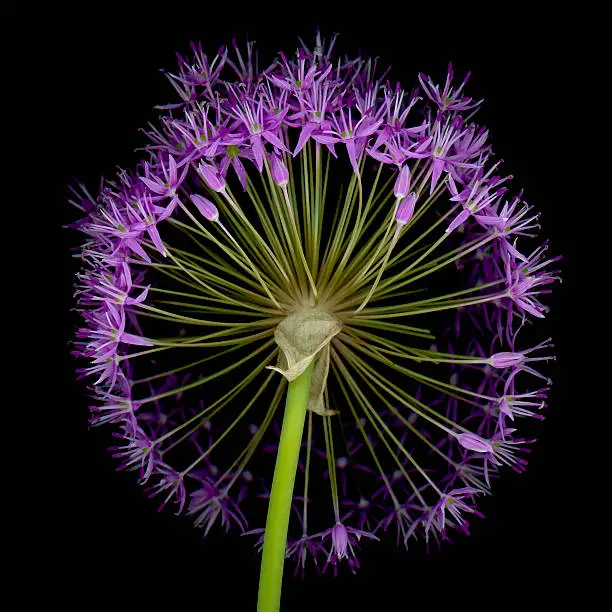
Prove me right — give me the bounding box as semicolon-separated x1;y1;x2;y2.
69;31;560;598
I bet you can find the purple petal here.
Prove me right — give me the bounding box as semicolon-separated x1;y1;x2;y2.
250;135;264;172
445;208;471;233
120;332;153;347
126;285;150;305
125;238;151;263
262;130;289;152
232;157;248;191
430;158;445;193
146;224;167;257
139;176;166;195
293;123;316;156
345;140;360;175
312;133;340;145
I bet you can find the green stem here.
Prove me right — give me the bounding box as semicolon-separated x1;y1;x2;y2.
257;361;315;612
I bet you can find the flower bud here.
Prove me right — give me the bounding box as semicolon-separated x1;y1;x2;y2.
331;523;349;560
270;153;289;187
190;194;219;222
458;433;492;453
489;352;524;368
395;192;416;225
197;161;226;192
393;164;411;199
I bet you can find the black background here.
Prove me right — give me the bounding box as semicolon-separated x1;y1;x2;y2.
42;6;591;609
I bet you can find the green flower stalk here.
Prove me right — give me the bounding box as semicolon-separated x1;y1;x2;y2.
259;361;314;612
69;32;560;612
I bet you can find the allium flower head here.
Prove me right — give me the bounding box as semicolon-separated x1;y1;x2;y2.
69;30;560;603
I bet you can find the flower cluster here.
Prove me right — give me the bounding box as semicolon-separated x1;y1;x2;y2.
70;32;559;574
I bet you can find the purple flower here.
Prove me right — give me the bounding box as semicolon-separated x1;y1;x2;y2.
139;154;188;205
368;130;431;167
159;106;221;165
446;169;509;233
312;109;382;174
289;65;338;155
374;83;422;147
488;339;553;376
77;303;152;361
315;522;378;574
267;50;319;94
89;372;140;427
69;32;559;580
78;263;149;309
286;533;328;578
428;116;481;192
188;472;248;536
496;377;547;434
504;242;560;318
148;463;187;515
425;487;483;539
161;41;227;103
111;422;160;483
228;92;290;171
419;63;482;112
